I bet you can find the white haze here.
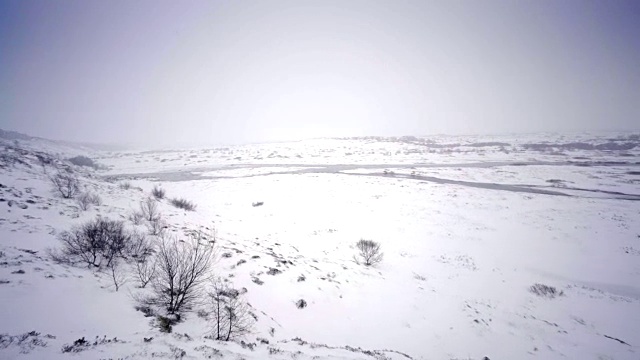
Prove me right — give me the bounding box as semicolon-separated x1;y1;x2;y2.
1;0;639;146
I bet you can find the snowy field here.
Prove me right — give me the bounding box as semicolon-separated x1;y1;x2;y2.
1;132;639;359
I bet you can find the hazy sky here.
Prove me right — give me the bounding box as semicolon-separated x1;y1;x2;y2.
1;0;639;145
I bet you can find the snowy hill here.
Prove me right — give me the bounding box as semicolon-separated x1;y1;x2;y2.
1;131;639;359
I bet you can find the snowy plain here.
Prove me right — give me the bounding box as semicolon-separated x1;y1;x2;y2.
1;131;639;359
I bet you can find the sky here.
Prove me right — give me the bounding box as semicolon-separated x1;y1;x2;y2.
1;0;639;146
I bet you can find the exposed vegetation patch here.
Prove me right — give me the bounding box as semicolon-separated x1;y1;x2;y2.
529;283;564;298
67;155;101;169
61;336;124;353
151;185;166;200
296;299;307;309
169;197;196;211
0;331;55;354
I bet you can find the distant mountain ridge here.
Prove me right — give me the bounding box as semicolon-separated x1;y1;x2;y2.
3;128;639;154
0;128;39;141
0;128;131;152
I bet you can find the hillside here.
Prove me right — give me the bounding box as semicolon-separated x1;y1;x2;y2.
1;131;639;359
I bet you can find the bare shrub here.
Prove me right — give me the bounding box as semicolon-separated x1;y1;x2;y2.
147;217;167;236
151;233;215;314
129;211;144;225
140;197;160;222
76;192;93;211
108;260;127;291
187;228;218;247
50;172;80;199
169;198;196;211
296;299;307;309
132;293;156;317
124;232;156;288
47;247;71;265
75;192;102;211
208;279;255;341
355;239;383;266
529;283;564;298
135;257;157;288
119;182;132;190
36;153;55;173
127;232;154;260
88;193;102;206
152;185;166;200
55;227;101;267
53;218;131;268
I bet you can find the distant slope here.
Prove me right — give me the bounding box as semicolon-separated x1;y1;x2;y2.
0;128;40;141
0;128;130;155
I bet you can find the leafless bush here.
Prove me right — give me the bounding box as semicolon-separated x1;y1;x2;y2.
208;278;255;341
129;211;144;225
108;260;127;291
75;192;102;211
151;233;216;314
152;185;166;200
119;181;132;190
186;228;218;247
132;293;156;317
355;239;383;266
76;192;92;211
135;257;157;288
36;153;55;173
147;217;167;236
88;193;102;205
169;198;196;211
47;247;70;265
529;283;564;298
50;172;80;199
140;197;160;222
53;218;131;268
127;232;156;288
127;231;154;260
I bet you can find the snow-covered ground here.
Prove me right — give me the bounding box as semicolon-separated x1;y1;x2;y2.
1;132;639;359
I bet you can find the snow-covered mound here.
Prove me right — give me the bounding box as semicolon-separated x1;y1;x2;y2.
1;131;639;359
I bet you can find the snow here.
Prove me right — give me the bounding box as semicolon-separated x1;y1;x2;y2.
1;132;639;359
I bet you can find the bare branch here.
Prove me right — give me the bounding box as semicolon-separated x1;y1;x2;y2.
356;239;383;266
140;197;160;222
151;232;215;314
49;172;80;199
208;279;254;341
108;259;127;292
